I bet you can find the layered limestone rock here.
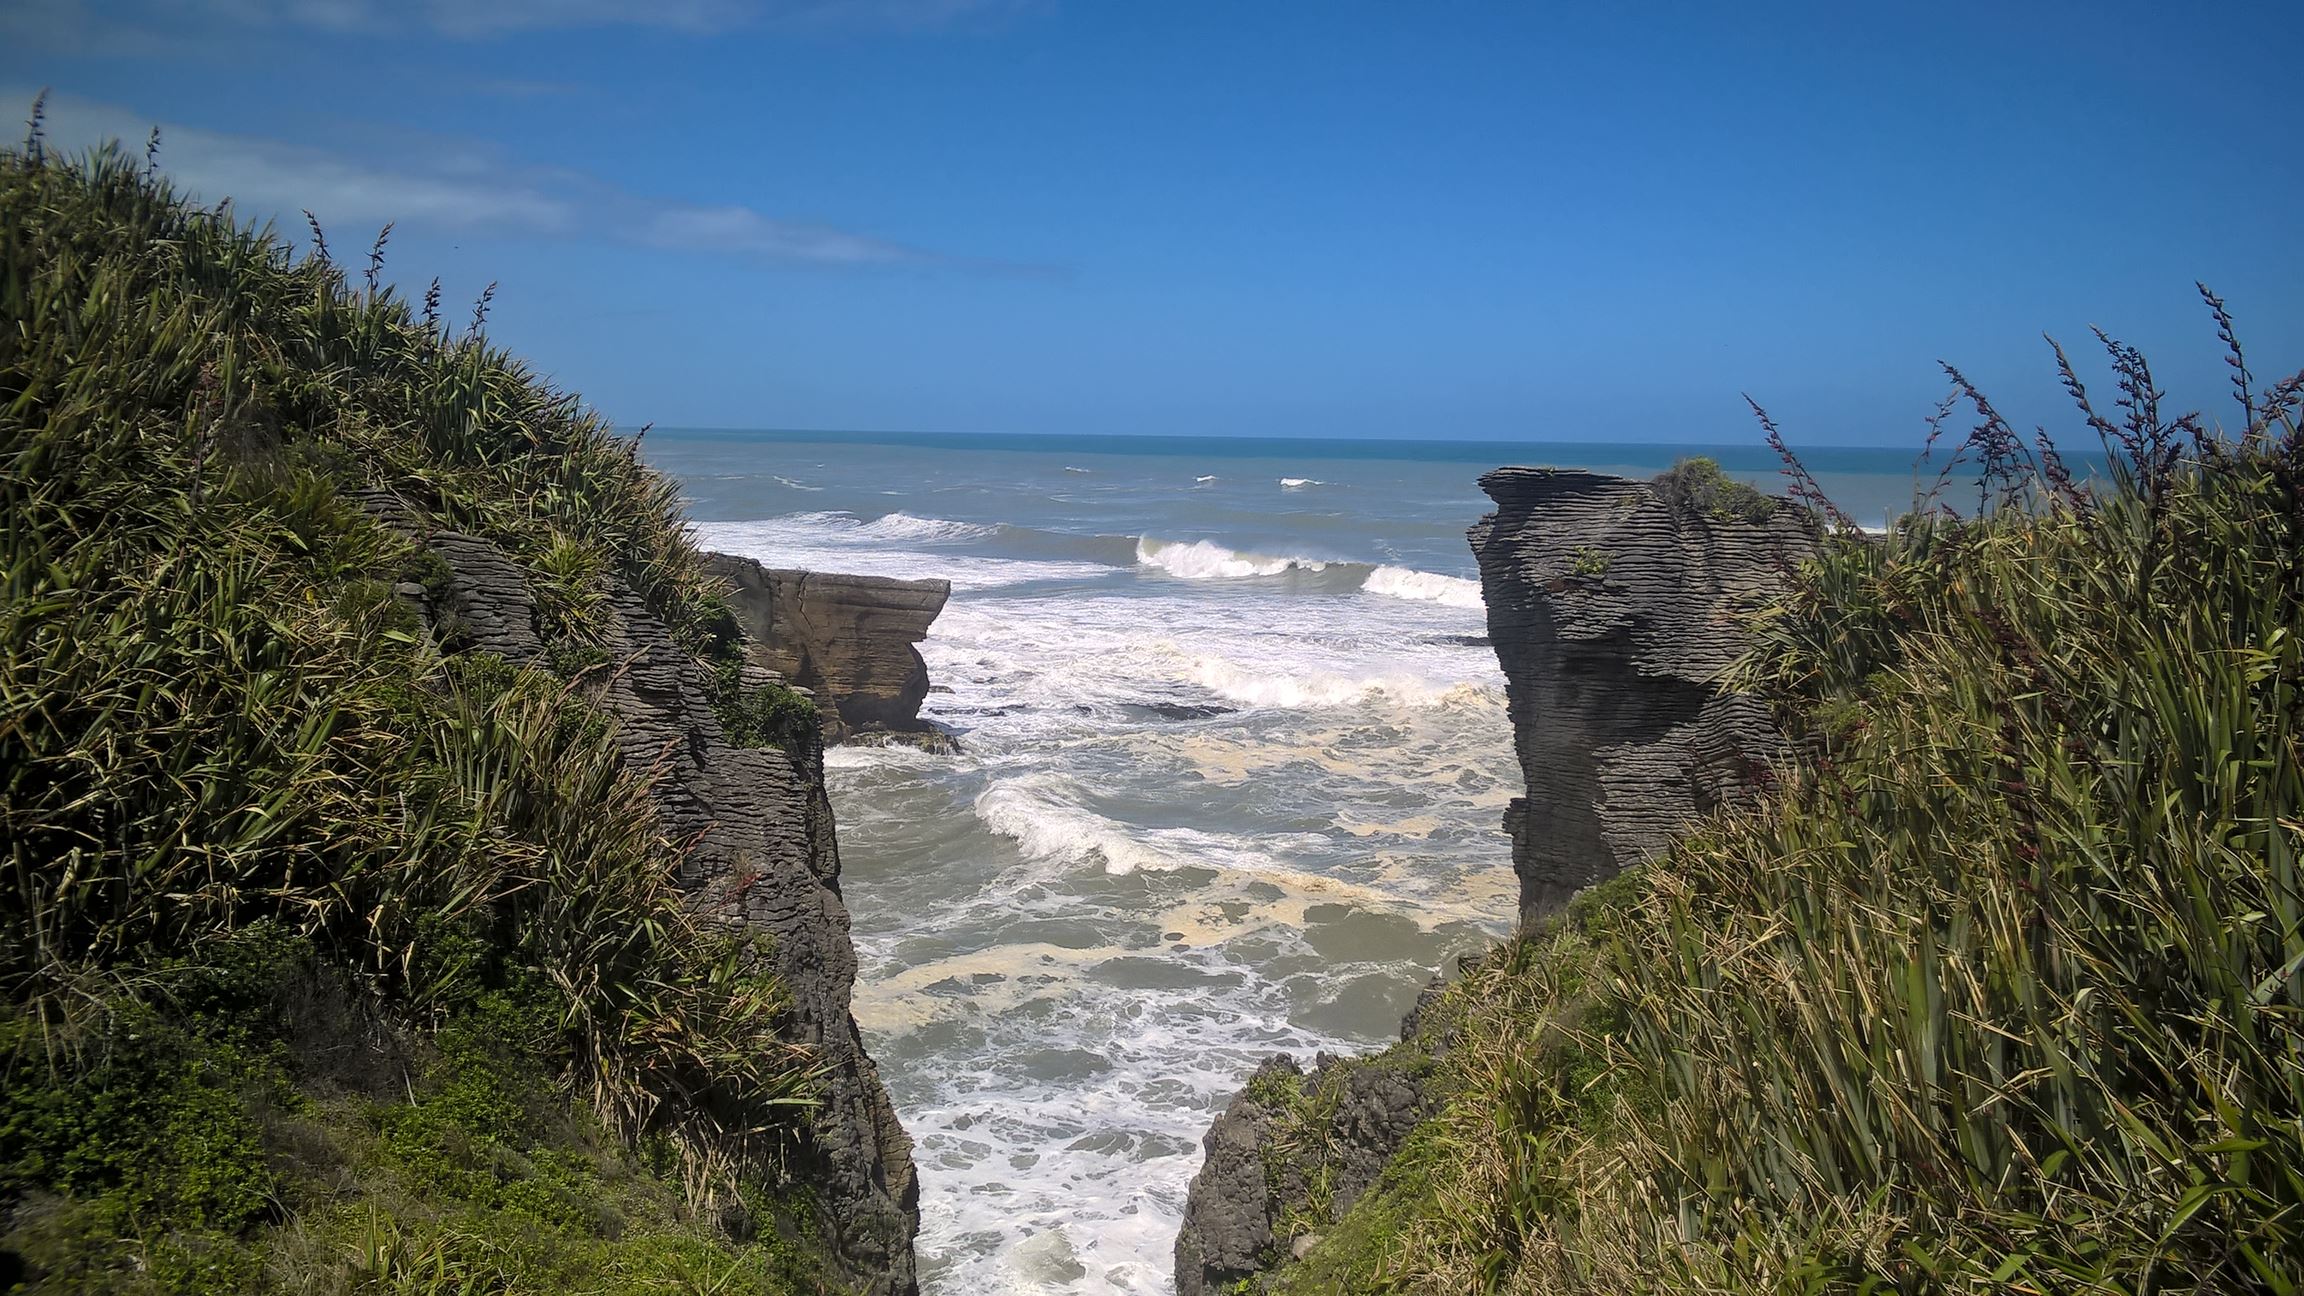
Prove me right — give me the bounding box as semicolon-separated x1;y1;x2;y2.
1469;467;1818;920
1175;464;1813;1295
1174;1053;1431;1296
368;498;920;1295
704;554;952;745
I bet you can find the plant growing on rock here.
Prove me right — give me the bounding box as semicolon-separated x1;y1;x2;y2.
1653;456;1777;524
1267;299;2304;1293
2;128;833;1291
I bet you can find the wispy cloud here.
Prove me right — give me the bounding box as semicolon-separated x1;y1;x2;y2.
9;0;1035;43
639;205;925;263
12;87;934;267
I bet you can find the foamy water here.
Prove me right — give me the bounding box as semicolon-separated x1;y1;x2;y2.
654;429;1924;1294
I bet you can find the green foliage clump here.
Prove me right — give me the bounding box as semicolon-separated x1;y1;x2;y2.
1653;455;1778;524
1;928;827;1292
1247;1049;1437;1262
1285;322;2304;1292
2;131;826;1290
716;666;823;755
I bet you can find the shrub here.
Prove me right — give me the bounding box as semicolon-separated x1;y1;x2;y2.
2;126;826;1290
1289;306;2304;1293
1652;456;1777;524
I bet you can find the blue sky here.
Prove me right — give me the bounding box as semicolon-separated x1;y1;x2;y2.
6;1;2300;444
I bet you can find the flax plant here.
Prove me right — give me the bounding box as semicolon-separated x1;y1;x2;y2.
1;133;818;1220
1293;313;2304;1294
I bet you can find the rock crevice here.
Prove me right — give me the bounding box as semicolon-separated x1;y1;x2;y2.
377;506;920;1295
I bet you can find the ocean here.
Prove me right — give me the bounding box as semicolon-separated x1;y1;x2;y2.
650;430;1925;1295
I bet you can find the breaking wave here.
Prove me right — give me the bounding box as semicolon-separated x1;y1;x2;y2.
854;512;1001;543
1361;565;1484;609
1136;537;1329;580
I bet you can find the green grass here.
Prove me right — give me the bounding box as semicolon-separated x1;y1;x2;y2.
1280;319;2304;1292
1653;455;1778;525
3;129;831;1290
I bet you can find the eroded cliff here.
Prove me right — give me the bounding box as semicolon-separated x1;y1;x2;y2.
1175;463;1812;1295
706;555;952;745
389;505;923;1295
1469;466;1817;920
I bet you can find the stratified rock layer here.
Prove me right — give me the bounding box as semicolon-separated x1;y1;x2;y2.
1174;465;1815;1296
371;499;920;1295
1174;1054;1430;1296
1469;467;1817;920
705;555;951;743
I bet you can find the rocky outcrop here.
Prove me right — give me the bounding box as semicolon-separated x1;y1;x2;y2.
704;554;951;745
1174;1052;1431;1296
370;500;920;1295
1175;465;1814;1296
1469;467;1817;921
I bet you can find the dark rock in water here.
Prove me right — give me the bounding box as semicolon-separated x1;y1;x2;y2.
704;555;950;746
1429;633;1492;647
1470;467;1816;921
1132;701;1236;721
1174;1052;1429;1296
845;725;965;756
368;503;920;1295
1175;1056;1294;1296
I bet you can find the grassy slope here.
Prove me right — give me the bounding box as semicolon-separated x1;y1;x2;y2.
1276;344;2304;1292
2;137;831;1293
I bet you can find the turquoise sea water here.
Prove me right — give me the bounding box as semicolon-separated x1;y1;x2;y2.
647;431;1925;1295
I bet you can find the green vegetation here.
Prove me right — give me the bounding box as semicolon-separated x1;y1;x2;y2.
4;127;828;1290
1281;320;2304;1291
1566;547;1609;578
1230;1048;1438;1281
1654;455;1778;524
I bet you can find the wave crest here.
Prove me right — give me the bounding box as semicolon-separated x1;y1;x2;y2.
855;512;1001;543
1137;536;1329;580
1361;565;1484;609
974;774;1274;875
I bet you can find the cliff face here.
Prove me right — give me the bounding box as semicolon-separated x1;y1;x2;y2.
1469;468;1817;921
389;508;921;1294
1175;465;1812;1295
705;555;952;744
1174;1051;1431;1296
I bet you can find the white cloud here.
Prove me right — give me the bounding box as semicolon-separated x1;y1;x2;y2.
11;0;1033;41
18;89;578;232
11;87;929;266
641;204;920;263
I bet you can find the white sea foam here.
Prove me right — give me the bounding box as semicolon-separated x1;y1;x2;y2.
1195;474;1217;483
780;509;861;528
1279;477;1322;489
692;518;1105;591
975;774;1280;876
1135;536;1325;580
854;511;1000;543
697;500;1516;1296
1183;652;1495;710
1361;564;1485;609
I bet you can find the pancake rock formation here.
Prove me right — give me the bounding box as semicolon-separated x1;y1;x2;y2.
705;554;953;746
1175;464;1814;1296
1469;466;1818;920
367;496;922;1295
